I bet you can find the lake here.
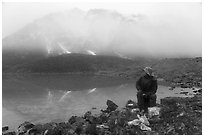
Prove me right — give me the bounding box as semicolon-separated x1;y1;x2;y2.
2;74;195;130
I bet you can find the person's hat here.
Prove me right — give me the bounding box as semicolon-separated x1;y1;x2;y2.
144;67;153;76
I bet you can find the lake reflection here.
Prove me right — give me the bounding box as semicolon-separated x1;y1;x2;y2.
2;74;195;130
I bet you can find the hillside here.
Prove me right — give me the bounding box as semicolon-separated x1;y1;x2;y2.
3;51;202;88
3;53;135;73
2;49;47;72
153;57;202;87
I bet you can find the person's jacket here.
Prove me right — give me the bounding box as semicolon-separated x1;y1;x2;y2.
136;74;158;94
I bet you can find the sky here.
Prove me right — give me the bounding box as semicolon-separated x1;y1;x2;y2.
2;2;202;57
2;2;167;37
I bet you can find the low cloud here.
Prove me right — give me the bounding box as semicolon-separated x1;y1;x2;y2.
3;4;202;58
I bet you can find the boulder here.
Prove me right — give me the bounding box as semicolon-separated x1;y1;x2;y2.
106;100;118;112
17;121;35;134
28;124;44;135
101;100;118;113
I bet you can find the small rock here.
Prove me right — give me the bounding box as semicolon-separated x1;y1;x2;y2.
140;123;151;131
169;87;174;90
131;108;140;113
193;89;202;95
3;131;16;135
166;126;175;134
126;100;137;109
84;111;92;119
67;129;75;135
128;119;141;126
148;107;160;118
177;111;185;117
137;114;149;126
96;124;109;129
84;111;99;124
98;112;109;123
44;129;49;135
180;84;188;88
197;89;202;93
2;126;9;132
180;91;188;95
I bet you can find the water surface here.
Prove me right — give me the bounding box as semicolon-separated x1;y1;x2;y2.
2;74;195;130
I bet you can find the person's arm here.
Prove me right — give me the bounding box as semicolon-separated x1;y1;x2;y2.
151;79;158;94
136;77;142;91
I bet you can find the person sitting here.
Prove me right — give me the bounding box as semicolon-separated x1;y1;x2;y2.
136;67;158;114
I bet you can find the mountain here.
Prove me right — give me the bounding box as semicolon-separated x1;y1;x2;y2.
2;8;202;84
3;8;147;74
2;8;144;59
2;8;150;75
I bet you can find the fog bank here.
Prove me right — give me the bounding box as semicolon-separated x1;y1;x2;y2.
3;3;202;58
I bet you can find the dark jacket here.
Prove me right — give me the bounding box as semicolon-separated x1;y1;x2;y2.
136;74;158;94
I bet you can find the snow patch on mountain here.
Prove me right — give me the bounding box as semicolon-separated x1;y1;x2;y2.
58;42;71;54
114;51;132;60
87;50;96;55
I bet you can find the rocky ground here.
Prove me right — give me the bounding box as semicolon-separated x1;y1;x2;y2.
118;57;202;90
154;57;202;89
2;91;202;135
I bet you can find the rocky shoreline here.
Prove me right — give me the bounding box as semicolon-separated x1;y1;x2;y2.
2;91;202;135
